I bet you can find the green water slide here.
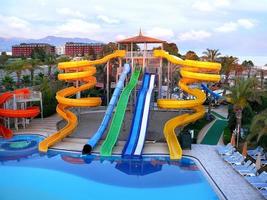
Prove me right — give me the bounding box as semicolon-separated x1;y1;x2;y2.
100;68;141;156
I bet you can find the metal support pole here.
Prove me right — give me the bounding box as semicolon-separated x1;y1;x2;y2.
40;92;43;120
158;57;163;99
167;61;170;99
106;61;110;105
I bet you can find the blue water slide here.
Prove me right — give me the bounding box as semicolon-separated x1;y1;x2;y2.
134;74;155;156
122;73;150;157
82;64;131;154
201;83;222;100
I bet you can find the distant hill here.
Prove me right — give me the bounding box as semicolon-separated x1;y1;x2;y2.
0;36;103;52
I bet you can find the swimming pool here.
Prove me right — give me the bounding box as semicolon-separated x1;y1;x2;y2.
0;135;220;200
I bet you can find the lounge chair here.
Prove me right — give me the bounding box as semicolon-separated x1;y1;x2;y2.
218;146;235;156
237;163;257;176
233;160;252;170
245;171;267;183
216;143;232;151
251;182;267;190
222;151;240;159
259;189;267;199
225;154;245;165
248;146;264;157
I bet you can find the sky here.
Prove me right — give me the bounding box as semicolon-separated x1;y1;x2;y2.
0;0;267;65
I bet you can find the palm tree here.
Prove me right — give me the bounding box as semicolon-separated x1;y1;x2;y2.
1;75;15;91
25;58;42;84
226;77;261;147
242;60;254;78
220;56;238;95
6;60;28;85
247;109;267;143
45;55;56;76
202;49;221;118
202;48;221;62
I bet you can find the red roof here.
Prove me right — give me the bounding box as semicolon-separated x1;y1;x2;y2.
117;30;165;44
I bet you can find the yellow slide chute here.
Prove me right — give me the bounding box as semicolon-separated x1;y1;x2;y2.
39;50;126;152
154;50;221;159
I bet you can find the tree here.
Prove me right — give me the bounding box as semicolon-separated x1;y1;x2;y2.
31;47;47;62
44;54;56;76
6;59;28;84
102;42;118;56
184;51;199;60
0;52;9;67
247;109;267;143
202;49;221;118
202;49;221;62
242;60;254;78
220;56;238;95
226;77;262;147
1;75;15;91
25;58;42;84
163;43;179;56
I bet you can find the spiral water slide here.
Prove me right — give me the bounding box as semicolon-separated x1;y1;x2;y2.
38;50;126;152
154;50;221;160
0;88;40;139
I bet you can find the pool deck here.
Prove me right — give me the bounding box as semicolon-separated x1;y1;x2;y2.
13;108;264;200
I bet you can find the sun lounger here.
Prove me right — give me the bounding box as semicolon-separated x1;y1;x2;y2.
259;189;267;199
233;160;252;170
248;146;264;157
237;164;257;176
245;172;267;183
225;154;245;165
218;147;235;156
222;151;240;159
216;143;232;151
251;182;267;190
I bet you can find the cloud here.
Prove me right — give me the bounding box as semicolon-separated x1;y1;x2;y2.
56;8;85;18
146;27;174;39
192;2;214;12
215;19;256;32
178;30;212;41
237;19;255;29
97;15;119;24
115;34;126;41
215;22;237;32
0;15;30;29
0;15;32;37
192;0;230;12
54;19;101;38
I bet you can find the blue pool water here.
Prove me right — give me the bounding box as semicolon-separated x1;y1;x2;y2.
0;135;219;200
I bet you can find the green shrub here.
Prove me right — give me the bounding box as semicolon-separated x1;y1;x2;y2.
223;126;231;144
38;77;63;117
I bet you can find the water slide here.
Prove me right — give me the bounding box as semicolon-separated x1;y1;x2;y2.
122;73;150;157
38;50;126;152
100;68;141;156
154;50;221;159
134;74;155;156
122;73;155;157
201;83;222;100
82;64;131;154
0;88;40;139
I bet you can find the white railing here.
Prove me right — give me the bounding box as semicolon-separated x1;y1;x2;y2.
125;51;154;58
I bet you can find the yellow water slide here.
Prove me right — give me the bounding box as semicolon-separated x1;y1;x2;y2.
154;50;221;159
39;50;126;152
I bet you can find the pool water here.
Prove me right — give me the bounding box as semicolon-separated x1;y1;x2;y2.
0;135;219;200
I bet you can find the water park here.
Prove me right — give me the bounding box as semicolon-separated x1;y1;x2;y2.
1;13;267;200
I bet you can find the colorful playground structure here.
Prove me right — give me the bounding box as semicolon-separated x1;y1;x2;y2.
0;32;222;160
0;88;42;138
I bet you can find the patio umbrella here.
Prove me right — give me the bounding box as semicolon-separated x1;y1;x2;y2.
230;133;236;146
242;142;247;157
256;153;262;170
